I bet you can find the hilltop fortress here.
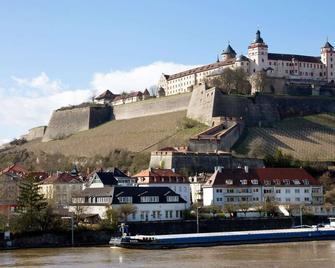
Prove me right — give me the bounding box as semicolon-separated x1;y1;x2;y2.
159;30;335;96
26;30;335;143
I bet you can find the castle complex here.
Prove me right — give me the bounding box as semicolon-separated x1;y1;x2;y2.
158;30;335;96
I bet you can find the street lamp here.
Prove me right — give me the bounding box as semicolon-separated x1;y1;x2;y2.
196;207;202;233
62;213;74;246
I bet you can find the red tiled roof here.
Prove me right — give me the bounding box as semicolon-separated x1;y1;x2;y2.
133;168;187;183
165;59;235;81
43;173;82;184
205;168;320;187
254;168;320;185
95;90;118;100
0;163;28;176
268;53;322;64
29;172;49;181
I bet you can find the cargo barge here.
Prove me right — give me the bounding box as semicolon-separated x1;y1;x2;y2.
110;223;335;249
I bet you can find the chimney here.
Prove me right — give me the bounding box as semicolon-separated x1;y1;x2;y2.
244;166;249;173
171;168;175;173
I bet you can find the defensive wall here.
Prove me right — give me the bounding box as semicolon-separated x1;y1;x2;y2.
187;84;335;127
112;92;191;120
41;84;335;142
42;106;111;142
22;126;47;141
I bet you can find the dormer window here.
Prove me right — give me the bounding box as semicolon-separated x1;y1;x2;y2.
240;180;247;185
293;179;301;185
283;179;290;185
251;179;258;185
264;180;271;186
303;179;310;185
225;179;233;185
167;196;179;202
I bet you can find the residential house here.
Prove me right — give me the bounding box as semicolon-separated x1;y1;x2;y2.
86;168;136;188
0;164;28;215
39;172;84;206
133;168;191;207
70;186;187;221
94;90;119;104
203;167;323;206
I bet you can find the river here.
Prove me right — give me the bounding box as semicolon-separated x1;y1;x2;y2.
1;241;335;267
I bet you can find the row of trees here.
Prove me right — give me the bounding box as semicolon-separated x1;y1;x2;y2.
205;68;267;95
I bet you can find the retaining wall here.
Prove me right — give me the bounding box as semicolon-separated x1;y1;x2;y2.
113;93;191;120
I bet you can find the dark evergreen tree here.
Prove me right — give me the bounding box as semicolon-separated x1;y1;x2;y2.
16;175;47;231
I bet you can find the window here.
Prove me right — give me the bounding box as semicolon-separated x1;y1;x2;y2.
216;189;223;193
225;179;233;185
227;189;234;193
140;196;159;203
118;196;132;203
304;197;310;202
304;189;310;193
285;189;291;194
253;188;259;192
240;180;247;185
167;196;179;202
295;197;300;202
264;189;272;194
251;180;258;185
295;189;300;194
276;189;281;194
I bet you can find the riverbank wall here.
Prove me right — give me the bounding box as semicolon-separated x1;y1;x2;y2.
1;217;297;249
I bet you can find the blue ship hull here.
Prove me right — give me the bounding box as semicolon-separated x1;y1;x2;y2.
110;227;335;249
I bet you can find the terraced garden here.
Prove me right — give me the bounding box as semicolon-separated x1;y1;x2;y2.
233;113;335;161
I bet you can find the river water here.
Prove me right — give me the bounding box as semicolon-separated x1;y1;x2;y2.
1;241;335;268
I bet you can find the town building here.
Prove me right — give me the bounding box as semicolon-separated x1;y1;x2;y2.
0;164;28;215
203;167;323;206
189;172;212;205
39;171;84;206
70;186;187;221
149;147;264;174
158;30;335;96
94;90;119;104
85;168;136;188
133;168;191;207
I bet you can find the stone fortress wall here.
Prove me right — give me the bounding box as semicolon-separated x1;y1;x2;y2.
112;92;191;120
42;84;335;142
42;106;111;142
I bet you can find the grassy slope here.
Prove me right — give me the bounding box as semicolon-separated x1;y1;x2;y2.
233;113;335;161
21;111;207;157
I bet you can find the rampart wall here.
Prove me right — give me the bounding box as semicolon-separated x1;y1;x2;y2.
112;93;191;120
24;126;47;141
42;83;335;142
42;106;111;142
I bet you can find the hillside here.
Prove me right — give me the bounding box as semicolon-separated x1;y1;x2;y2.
20;111;207;157
233;113;335;161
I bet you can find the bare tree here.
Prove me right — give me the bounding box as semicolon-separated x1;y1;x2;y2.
249;70;267;94
118;204;137;222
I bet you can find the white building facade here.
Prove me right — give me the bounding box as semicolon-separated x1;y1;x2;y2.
203;167;323;207
158;30;335;96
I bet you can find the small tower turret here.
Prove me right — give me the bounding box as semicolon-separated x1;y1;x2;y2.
248;30;268;72
321;39;335;82
221;43;237;61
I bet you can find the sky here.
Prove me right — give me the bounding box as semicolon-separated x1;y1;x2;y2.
0;0;334;144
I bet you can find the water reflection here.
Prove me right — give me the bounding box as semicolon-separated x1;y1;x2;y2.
1;241;335;268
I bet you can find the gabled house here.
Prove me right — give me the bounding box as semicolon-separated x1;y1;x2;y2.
133;168;191;207
94;90;119;104
39;172;84;206
203;167;323;206
86;168;136;188
70;186;187;221
0;164;28;214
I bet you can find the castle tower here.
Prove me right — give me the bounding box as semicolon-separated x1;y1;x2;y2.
248;30;268;72
221;43;237;61
321;40;335;82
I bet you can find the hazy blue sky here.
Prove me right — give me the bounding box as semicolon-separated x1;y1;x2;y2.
0;0;334;143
